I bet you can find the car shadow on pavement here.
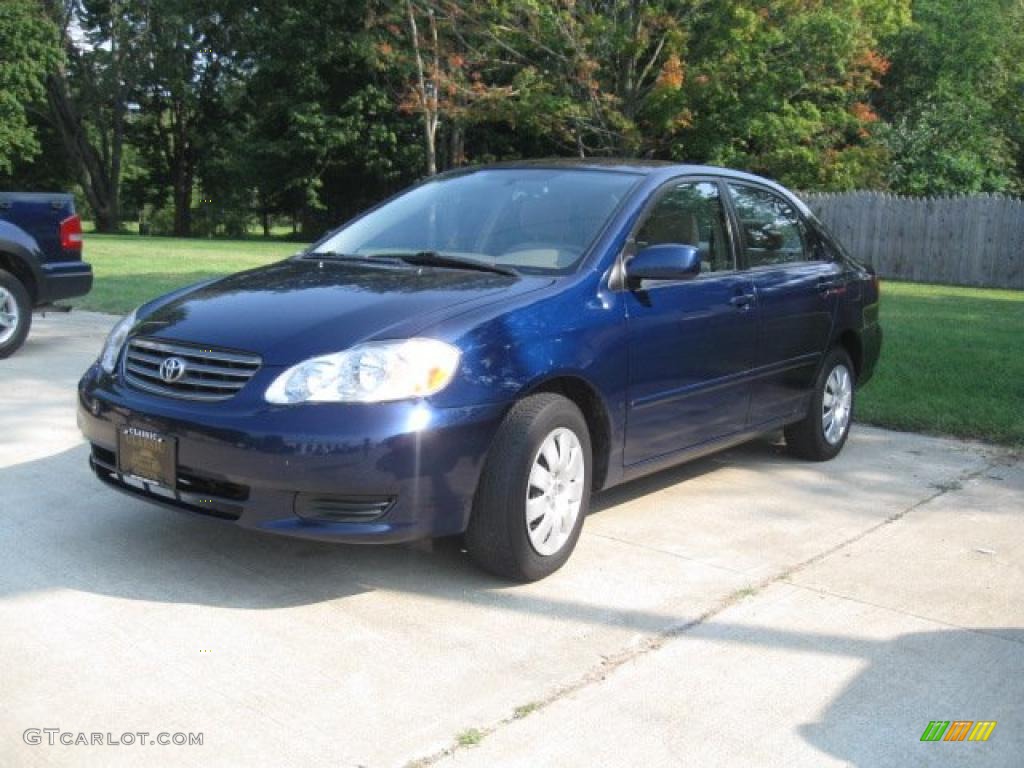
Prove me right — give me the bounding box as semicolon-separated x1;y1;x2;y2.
0;439;776;614
589;432;788;514
0;428;993;615
690;621;1024;766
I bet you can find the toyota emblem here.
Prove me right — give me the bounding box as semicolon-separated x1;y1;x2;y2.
159;356;188;383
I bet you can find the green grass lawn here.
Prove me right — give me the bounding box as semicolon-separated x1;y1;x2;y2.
73;233;300;314
856;282;1024;447
72;235;1024;446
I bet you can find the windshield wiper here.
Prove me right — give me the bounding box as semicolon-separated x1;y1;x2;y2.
395;251;517;277
302;251;404;267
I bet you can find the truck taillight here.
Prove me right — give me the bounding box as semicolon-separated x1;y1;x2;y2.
60;214;83;250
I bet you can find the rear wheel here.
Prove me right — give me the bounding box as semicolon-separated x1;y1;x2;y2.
785;347;855;461
466;394;591;582
0;270;31;359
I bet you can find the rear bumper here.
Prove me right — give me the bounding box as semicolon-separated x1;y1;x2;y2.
38;261;93;304
858;322;882;387
78;364;507;543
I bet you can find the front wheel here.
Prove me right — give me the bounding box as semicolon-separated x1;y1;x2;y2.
0;270;32;359
466;394;592;582
785;347;855;461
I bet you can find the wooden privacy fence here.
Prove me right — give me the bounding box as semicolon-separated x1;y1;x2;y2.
799;191;1024;290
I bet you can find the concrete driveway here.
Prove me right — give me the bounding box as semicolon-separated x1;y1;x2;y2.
1;312;1021;768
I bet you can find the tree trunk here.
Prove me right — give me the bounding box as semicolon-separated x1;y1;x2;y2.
172;166;192;238
168;96;193;238
423;119;438;176
262;210;271;238
449;122;465;168
45;73;122;232
406;0;439;176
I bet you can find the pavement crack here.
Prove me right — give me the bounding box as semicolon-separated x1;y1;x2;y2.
773;457;1002;585
783;581;1024;648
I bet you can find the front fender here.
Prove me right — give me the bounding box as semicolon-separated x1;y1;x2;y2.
427;276;630;488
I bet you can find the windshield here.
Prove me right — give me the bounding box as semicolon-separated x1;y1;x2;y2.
311;168;640;274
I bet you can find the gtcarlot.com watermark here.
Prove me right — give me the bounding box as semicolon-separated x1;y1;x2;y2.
24;728;202;747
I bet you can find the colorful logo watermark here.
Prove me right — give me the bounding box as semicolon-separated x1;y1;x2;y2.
921;721;996;742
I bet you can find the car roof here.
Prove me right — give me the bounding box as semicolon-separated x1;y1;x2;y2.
450;158;792;193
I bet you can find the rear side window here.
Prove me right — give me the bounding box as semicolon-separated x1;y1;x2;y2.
727;183;809;267
635;181;734;273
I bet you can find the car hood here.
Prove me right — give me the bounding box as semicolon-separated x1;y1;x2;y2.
134;259;551;365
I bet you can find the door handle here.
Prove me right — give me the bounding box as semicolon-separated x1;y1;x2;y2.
817;278;845;296
730;293;755;309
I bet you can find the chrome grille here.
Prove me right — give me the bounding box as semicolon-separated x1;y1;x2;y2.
122;337;262;402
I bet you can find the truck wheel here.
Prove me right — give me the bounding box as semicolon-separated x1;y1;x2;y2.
785;347;855;461
466;394;592;582
0;270;31;358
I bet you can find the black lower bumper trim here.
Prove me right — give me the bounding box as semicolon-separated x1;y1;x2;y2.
89;445;244;521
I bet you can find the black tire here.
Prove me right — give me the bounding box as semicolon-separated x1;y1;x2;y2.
0;269;32;359
466;393;592;582
785;347;855;461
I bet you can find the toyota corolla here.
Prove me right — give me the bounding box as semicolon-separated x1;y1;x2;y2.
78;161;881;581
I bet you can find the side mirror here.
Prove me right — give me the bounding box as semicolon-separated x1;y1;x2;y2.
626;244;701;283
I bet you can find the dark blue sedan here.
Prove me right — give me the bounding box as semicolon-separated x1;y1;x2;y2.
78;161;881;580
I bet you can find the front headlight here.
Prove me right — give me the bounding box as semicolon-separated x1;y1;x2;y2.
99;309;138;373
264;339;461;404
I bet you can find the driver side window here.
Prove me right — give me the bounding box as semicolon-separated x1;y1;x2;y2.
635;182;733;273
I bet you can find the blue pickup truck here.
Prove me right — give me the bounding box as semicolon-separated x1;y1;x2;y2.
0;192;93;357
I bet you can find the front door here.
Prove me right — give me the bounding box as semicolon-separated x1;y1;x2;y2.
623;180;759;466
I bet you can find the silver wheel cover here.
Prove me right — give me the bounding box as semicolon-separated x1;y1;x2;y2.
0;285;21;345
525;427;585;556
822;364;853;445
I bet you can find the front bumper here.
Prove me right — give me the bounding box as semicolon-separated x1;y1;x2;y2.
78;364;507;543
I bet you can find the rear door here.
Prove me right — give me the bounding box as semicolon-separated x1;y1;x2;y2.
623;178;759;465
723;182;842;427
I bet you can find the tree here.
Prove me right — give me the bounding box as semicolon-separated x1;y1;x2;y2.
667;0;909;189
877;0;1023;194
0;1;61;175
374;0;491;175
130;0;249;237
15;0;1019;238
403;0;442;174
222;0;422;236
460;0;694;157
396;0;909;191
41;0;145;232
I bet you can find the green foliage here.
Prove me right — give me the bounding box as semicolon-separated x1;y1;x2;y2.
880;88;1017;195
877;0;1024;194
455;728;484;747
672;0;907;189
373;0;911;190
0;0;61;173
